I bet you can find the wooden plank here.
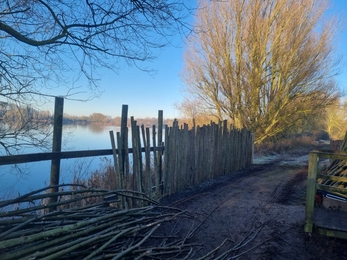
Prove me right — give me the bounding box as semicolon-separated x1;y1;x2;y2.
317;174;347;182
312;149;347;160
317;185;347;195
314;226;347;240
0;147;164;165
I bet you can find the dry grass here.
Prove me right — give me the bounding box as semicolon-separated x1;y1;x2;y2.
54;158;120;209
254;134;318;156
64;157;158;209
72;157;118;190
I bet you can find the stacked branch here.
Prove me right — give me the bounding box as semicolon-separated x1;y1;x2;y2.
0;184;270;259
0;185;200;259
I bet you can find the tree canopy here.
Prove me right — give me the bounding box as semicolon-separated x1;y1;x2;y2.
0;0;191;100
181;0;340;143
0;0;192;153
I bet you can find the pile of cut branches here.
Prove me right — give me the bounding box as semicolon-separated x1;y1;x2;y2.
0;184;200;259
0;184;268;259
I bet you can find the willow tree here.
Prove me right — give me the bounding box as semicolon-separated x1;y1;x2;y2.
182;0;340;143
325;99;347;140
0;0;191;153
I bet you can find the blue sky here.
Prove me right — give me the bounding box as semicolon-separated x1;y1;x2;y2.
60;0;347;119
63;43;187;119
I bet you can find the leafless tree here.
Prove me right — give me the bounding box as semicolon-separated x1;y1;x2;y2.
0;0;192;153
182;0;340;143
175;98;218;127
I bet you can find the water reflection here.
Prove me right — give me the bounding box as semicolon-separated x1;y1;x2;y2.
88;124;104;133
0;124;160;199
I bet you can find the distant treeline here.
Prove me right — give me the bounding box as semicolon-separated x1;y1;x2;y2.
63;112;176;127
0;101;177;127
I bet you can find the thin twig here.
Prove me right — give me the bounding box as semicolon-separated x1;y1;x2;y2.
112;224;160;260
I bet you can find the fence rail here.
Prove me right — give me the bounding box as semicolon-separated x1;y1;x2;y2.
1;103;254;208
0;147;164;165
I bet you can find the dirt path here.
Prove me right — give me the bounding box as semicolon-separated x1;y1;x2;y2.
157;152;347;259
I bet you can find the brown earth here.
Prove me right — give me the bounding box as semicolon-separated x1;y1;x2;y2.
154;146;347;259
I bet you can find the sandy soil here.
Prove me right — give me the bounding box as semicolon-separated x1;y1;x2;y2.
155;146;347;259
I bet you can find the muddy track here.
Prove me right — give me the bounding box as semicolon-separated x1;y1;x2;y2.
156;155;347;259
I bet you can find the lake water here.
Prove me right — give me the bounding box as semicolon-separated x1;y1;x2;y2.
0;125;126;199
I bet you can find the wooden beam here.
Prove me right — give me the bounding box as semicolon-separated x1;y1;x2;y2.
311;149;347;160
317;174;347;183
317;185;347;195
0;147;164;166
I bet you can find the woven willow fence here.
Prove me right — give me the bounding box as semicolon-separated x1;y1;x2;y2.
163;120;253;195
111;105;253;208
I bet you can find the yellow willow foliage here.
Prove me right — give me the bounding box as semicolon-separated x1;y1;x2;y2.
182;0;341;143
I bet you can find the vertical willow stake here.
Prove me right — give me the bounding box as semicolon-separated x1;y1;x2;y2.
157;110;163;195
109;131;121;189
49;96;64;211
120;105;129;208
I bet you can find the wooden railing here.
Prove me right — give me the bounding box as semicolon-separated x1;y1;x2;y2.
0;147;163;165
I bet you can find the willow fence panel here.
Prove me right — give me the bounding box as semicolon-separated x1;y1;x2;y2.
161;121;253;195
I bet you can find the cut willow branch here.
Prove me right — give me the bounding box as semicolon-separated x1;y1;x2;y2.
0;185;268;259
0;186;202;259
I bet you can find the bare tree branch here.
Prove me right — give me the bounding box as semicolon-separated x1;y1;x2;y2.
0;0;193;153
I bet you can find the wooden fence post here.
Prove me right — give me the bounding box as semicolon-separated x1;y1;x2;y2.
305;152;319;233
119;105;128;208
49;96;64;211
120;105;128;176
109;130;121;188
